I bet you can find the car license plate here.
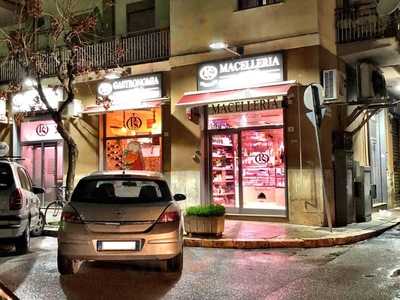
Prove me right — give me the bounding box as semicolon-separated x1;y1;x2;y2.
97;241;139;251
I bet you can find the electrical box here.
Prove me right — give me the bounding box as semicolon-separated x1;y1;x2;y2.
354;166;372;222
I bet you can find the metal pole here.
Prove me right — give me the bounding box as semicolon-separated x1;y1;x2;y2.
312;108;333;232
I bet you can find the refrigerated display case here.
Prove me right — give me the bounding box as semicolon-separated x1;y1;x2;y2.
210;134;239;208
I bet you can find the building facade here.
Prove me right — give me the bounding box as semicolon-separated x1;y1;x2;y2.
0;0;396;226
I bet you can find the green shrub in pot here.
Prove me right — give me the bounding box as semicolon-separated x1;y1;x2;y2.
185;204;225;217
184;204;225;236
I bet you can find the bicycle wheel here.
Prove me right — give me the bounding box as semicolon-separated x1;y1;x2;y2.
45;201;64;225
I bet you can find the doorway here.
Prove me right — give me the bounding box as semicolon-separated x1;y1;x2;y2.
209;127;286;216
21;142;63;207
368;110;388;206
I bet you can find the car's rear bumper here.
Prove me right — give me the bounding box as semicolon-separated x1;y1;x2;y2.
58;222;183;261
0;219;28;238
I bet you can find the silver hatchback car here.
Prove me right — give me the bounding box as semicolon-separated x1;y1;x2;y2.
57;171;186;275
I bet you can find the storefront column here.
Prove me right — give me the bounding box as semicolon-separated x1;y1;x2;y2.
200;106;209;206
12;119;20;156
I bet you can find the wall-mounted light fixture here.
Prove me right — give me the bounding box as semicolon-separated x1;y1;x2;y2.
104;71;121;80
23;77;37;88
209;41;243;57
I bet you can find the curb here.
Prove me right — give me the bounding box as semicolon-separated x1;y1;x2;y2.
42;221;400;249
0;280;18;300
183;221;400;249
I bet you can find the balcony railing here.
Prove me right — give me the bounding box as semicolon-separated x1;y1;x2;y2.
0;27;170;83
336;4;400;44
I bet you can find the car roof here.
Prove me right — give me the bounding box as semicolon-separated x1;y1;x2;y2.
83;170;166;181
0;159;25;168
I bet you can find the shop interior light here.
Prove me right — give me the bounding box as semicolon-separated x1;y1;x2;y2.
120;126;128;135
209;41;242;57
240;115;248;127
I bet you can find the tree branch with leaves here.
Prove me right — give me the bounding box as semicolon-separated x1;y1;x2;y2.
0;0;99;199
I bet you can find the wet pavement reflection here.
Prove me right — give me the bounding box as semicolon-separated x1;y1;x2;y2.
0;227;400;300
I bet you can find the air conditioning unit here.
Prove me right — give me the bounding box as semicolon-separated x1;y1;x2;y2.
358;63;386;99
322;69;345;102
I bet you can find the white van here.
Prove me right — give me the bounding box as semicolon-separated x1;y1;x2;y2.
0;159;45;254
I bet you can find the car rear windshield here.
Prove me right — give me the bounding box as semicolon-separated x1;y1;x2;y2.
0;163;13;190
71;177;172;204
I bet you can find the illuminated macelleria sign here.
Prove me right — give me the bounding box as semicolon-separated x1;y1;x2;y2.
198;53;283;91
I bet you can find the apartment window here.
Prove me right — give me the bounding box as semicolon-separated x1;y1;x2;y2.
238;0;283;10
127;0;155;33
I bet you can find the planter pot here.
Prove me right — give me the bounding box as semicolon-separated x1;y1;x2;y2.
184;215;225;236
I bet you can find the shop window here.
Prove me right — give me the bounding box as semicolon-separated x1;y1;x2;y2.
105;108;162;172
208;109;283;130
105;109;161;137
209;109;286;213
238;0;283;10
127;0;155;33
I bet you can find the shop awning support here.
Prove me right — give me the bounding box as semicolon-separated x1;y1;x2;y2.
340;99;400;135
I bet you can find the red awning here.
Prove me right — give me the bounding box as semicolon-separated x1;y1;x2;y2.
176;81;295;107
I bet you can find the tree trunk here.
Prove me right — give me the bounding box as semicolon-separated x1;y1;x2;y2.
35;82;79;201
55;120;78;201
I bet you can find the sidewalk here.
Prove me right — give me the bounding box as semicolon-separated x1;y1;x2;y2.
184;208;400;249
43;209;400;249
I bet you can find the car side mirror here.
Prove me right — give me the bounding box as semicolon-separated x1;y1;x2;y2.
32;186;45;194
173;193;186;201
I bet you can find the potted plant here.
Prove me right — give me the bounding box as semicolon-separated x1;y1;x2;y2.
184;204;225;236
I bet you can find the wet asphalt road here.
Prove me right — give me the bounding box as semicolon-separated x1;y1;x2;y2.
0;226;400;300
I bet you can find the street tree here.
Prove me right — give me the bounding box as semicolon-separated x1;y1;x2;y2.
0;0;100;199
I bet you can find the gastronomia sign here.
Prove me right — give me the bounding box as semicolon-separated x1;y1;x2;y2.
198;53;283;91
97;73;162;98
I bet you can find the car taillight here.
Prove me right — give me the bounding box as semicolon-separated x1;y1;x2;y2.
157;209;180;223
61;211;82;224
9;188;23;210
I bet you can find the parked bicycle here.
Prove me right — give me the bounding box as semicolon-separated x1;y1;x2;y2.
44;186;68;226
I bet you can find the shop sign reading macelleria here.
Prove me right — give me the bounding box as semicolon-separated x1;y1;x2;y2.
208;98;282;115
198;53;283;91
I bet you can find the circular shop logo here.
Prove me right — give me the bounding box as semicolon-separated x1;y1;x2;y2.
97;82;113;96
125;116;142;130
36;124;49;137
199;65;218;81
255;153;269;165
0;142;9;157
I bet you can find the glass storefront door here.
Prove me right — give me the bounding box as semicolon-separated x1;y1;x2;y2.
21;142;63;207
241;128;286;211
208;107;286;215
210;127;286;215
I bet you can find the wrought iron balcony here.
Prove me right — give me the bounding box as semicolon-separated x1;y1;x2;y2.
0;27;170;83
336;4;400;44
